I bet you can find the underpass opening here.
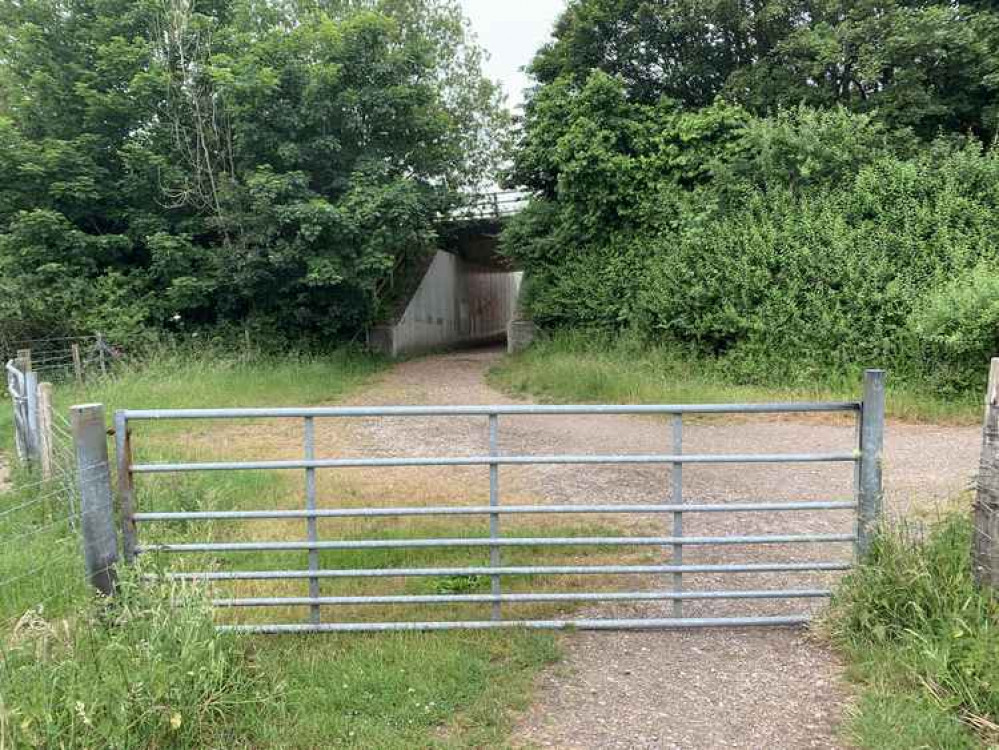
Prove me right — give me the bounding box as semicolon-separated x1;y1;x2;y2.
369;206;526;358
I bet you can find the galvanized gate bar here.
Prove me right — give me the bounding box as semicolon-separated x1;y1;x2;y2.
129;452;858;473
115;380;883;633
24;368;39;459
6;360;28;460
7;358;39;462
218;616;813;633
303;417;320;624
157;561;853;581
671;414;683;617
488;413;501;621
121;402;860;419
136;533;856;554
212;589;834;607
132;501;859;521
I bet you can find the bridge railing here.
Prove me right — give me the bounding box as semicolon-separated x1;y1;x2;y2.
448;191;530;222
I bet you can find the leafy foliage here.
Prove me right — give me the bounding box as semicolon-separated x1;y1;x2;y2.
908;265;999;395
531;0;999;139
0;0;505;341
505;39;999;391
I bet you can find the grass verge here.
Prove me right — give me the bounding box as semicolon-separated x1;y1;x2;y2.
0;346;387;457
828;512;999;749
490;330;980;423
2;348;568;748
1;573;276;749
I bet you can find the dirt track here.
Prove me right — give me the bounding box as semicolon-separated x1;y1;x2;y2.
319;348;978;749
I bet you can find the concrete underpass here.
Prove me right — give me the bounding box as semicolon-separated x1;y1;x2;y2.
368;201;528;357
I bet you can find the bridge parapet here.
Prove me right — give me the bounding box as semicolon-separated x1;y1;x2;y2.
448;191;529;223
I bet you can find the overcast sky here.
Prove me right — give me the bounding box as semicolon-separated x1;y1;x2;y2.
458;0;568;112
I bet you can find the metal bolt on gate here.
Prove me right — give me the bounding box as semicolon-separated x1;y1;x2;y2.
107;370;885;633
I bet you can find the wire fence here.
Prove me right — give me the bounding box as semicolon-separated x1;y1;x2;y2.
0;389;91;638
1;333;123;382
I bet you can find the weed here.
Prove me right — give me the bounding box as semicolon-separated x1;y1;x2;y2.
434;575;490;595
1;570;277;749
829;513;999;748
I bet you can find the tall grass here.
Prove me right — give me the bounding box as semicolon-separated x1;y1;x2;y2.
1;571;277;749
1;348;568;748
60;345;385;417
829;513;999;748
238;631;559;748
491;330;981;423
0;467;91;631
0;345;387;457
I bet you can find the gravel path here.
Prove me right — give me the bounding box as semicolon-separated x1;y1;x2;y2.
319;349;979;749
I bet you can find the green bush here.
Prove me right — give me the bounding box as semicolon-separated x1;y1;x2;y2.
0;0;506;341
503;72;999;393
908;265;999;395
0;573;276;749
641;147;999;386
830;514;999;746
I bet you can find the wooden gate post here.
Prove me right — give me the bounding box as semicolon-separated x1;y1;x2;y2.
37;382;54;480
973;358;999;591
71;343;84;384
72;403;118;596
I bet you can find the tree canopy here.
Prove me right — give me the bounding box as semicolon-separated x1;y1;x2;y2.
0;0;505;341
528;0;999;141
504;0;999;393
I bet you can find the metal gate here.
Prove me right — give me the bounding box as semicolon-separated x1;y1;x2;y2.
6;358;38;462
114;370;885;633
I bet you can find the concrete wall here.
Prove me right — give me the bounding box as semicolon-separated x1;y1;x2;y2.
369;250;522;357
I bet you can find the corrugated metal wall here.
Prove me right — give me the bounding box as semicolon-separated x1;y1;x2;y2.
371;251;522;357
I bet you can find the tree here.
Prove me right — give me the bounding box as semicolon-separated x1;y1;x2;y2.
527;0;999;141
733;1;999;139
0;0;506;339
531;0;796;108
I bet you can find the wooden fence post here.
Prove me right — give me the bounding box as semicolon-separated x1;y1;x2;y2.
973;358;999;591
96;333;108;377
37;382;54;480
71;403;118;596
71;343;84;384
17;348;31;373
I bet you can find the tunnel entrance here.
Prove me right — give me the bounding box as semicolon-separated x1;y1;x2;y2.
368;214;524;358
